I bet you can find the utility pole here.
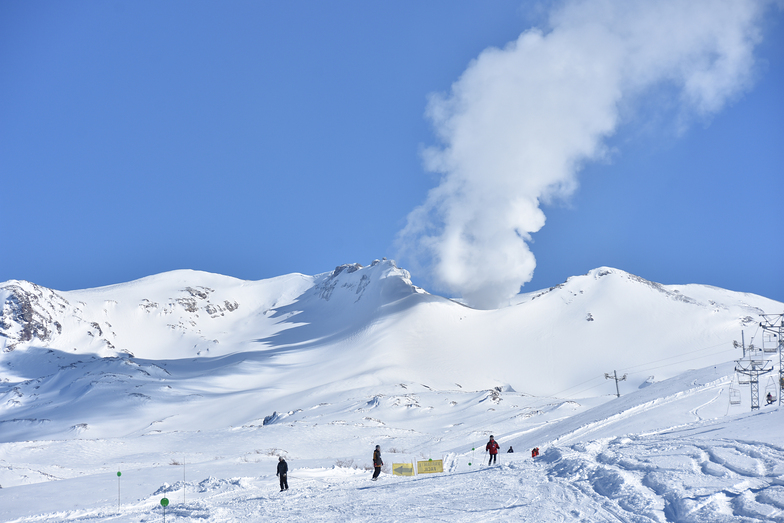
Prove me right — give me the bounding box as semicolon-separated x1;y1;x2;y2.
759;314;784;406
605;370;627;398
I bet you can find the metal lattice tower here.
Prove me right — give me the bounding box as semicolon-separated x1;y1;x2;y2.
759;314;784;406
735;347;773;411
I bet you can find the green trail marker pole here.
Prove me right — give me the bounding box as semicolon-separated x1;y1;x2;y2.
161;497;169;523
117;471;122;513
470;447;475;466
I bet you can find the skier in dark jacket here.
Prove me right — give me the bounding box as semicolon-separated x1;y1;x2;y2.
507;446;514;453
486;435;500;465
372;445;383;480
276;456;288;491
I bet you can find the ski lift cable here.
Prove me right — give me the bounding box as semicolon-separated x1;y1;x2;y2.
726;374;743;413
544;333;775;400
555;350;738;400
765;376;778;396
617;341;732;374
621;347;739;376
727;388;741;415
562;378;617;400
548;374;608;399
747;324;762;347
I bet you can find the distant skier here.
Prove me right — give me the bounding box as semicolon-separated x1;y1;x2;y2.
372;445;383;480
767;392;775;405
277;456;289;491
531;447;539;458
507;446;514;453
486;435;500;465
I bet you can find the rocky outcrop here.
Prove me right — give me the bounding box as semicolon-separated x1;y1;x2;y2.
0;282;68;351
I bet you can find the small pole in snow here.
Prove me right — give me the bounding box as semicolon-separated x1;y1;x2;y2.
161;497;169;523
605;370;627;397
117;471;122;513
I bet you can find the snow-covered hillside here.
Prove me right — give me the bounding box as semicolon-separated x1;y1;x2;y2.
1;260;783;522
1;260;778;440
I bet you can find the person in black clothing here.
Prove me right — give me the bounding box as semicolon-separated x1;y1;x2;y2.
372;445;383;480
507;446;514;453
277;456;289;491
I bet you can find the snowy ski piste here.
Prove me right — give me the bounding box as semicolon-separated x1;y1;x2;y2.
2;259;784;522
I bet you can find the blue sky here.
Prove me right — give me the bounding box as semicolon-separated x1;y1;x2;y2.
1;1;782;304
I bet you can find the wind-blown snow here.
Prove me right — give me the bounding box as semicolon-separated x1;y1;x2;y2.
1;260;782;521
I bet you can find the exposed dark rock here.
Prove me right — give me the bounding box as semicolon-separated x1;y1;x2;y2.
177;298;199;313
184;287;213;300
224;300;239;312
331;264;362;278
1;282;69;350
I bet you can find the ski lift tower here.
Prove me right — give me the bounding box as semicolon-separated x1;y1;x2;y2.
735;343;773;411
760;314;784;406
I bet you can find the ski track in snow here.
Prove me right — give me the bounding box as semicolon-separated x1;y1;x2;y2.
5;427;784;523
2;364;783;522
3;365;784;522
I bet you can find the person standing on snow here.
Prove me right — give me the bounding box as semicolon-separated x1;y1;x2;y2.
486;435;500;465
372;445;383;480
277;456;289;491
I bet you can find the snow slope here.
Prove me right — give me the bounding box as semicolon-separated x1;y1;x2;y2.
1;260;783;521
2;366;784;522
1;261;777;438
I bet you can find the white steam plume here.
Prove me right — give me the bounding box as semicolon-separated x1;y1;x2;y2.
398;0;769;309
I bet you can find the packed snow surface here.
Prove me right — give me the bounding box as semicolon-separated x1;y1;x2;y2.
1;260;783;521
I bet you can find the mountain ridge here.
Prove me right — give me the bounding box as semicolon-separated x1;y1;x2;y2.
1;260;781;442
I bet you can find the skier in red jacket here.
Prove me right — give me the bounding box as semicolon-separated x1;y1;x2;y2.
486;435;500;465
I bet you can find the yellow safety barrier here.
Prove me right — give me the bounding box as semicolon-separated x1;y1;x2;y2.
392;463;415;476
417;459;443;474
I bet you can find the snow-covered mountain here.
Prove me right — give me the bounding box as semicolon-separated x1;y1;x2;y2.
1;261;783;522
1;260;780;440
